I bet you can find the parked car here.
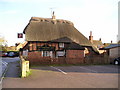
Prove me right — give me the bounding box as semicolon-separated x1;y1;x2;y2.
7;52;15;57
114;57;120;65
2;52;8;57
7;51;19;57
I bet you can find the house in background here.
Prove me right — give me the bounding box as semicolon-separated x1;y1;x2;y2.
6;46;17;51
100;44;120;63
21;12;108;65
88;31;104;54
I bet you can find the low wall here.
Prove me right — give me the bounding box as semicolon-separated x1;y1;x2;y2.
26;51;109;65
27;52;84;65
28;57;84;65
28;58;84;65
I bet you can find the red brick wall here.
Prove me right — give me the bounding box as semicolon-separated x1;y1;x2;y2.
28;51;51;65
66;58;84;64
66;50;84;64
25;42;110;65
66;50;84;58
27;50;85;65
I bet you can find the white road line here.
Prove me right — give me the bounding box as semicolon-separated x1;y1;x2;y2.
2;62;8;66
79;66;98;73
0;62;9;85
50;66;67;74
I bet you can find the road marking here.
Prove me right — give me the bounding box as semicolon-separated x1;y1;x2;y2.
2;61;8;66
50;66;67;75
0;62;9;85
79;66;98;73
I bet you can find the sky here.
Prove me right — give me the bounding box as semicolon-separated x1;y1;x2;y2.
0;0;119;46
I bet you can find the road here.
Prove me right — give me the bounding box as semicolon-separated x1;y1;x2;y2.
2;57;20;63
2;57;119;88
1;57;20;77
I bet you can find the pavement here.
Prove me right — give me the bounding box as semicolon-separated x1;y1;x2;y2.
1;57;119;88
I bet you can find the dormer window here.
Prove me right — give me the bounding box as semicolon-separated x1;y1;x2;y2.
59;43;64;48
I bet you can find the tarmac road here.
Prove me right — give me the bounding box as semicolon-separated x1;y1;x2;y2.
1;57;119;88
1;57;20;77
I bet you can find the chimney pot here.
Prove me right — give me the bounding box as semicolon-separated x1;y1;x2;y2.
111;40;113;43
52;11;56;20
89;31;93;43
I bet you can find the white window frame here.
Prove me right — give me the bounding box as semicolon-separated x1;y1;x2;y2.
59;43;64;48
42;51;53;57
23;49;28;56
56;51;65;57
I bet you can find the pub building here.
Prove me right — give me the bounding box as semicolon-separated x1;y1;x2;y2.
21;12;99;65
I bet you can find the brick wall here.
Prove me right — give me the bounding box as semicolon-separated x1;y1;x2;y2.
24;42;110;65
66;50;84;58
26;51;109;65
66;50;84;64
27;50;85;65
27;51;51;65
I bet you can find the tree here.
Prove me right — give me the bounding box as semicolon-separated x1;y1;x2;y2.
0;35;7;52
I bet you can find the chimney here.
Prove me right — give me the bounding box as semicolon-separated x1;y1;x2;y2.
99;38;101;41
89;31;93;43
111;40;113;43
52;11;56;20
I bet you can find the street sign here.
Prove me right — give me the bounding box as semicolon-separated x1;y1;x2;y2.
18;33;23;38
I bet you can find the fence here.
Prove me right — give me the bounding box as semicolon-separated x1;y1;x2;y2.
20;56;30;78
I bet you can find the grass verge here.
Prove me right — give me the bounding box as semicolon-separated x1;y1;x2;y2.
26;69;32;77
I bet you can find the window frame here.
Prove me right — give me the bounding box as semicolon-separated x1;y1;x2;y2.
56;51;65;57
59;43;64;48
42;51;53;57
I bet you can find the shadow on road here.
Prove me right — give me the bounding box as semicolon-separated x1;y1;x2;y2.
31;65;120;74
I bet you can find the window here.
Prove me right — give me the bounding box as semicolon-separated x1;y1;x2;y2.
56;51;65;57
42;51;53;57
59;43;64;48
23;50;28;56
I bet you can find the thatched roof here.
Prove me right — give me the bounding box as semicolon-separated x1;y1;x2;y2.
23;17;92;46
93;40;103;46
23;17;99;54
92;40;104;48
51;37;73;43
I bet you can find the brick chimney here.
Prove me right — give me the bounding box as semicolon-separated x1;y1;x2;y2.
52;11;56;20
89;31;93;43
111;40;113;43
99;38;101;41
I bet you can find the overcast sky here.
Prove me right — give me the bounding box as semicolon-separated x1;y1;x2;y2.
0;0;119;46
